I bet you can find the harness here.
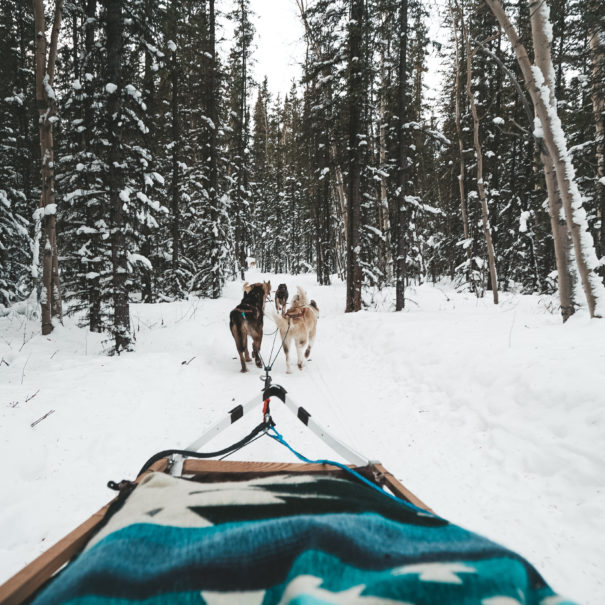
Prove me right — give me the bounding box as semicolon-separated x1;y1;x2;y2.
234;305;260;320
284;307;307;321
129;365;432;516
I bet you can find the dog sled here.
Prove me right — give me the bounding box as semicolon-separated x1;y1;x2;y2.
0;374;575;604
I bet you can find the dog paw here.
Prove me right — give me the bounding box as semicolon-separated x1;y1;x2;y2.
240;368;248;373
304;348;311;358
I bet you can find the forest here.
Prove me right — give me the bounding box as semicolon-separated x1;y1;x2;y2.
1;0;604;352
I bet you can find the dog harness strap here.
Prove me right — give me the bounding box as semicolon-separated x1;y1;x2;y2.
234;306;252;319
262;398;271;423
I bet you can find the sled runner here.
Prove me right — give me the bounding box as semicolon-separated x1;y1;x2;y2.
0;378;576;604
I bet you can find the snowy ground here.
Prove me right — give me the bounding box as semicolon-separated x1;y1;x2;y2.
1;272;604;604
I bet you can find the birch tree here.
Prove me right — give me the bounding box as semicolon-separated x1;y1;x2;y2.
33;0;63;334
530;0;575;320
586;0;605;264
484;0;605;318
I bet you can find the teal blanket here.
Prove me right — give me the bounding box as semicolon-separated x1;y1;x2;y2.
33;472;575;604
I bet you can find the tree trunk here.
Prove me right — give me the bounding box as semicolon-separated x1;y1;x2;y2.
140;0;155;305
531;1;575;320
378;45;392;282
236;0;249;282
484;0;605;318
170;1;180;277
106;0;131;351
84;0;102;328
394;0;408;311
458;3;499;304
321;150;332;285
587;0;605;266
450;4;474;291
345;0;363;313
208;0;221;298
33;0;63;335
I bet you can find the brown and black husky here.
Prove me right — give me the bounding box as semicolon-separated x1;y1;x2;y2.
275;283;289;315
229;281;271;372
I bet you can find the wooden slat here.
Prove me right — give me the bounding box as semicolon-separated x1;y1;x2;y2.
371;463;434;513
182;459;352;475
0;459;169;605
181;459;371;484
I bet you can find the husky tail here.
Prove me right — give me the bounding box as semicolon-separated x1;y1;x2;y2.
272;311;288;333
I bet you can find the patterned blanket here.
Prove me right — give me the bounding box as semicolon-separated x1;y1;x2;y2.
33;472;575;604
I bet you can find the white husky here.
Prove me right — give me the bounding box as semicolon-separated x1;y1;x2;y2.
273;286;319;373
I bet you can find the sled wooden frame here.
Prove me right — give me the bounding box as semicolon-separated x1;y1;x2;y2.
0;459;432;605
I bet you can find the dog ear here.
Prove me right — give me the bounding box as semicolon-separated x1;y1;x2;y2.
243;281;251;293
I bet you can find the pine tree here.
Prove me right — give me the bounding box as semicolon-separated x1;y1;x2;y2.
226;0;255;280
57;0;164;343
58;0;107;330
0;0;35;308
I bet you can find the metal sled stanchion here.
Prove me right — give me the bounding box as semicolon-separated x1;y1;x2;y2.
261;381;368;467
169;394;266;476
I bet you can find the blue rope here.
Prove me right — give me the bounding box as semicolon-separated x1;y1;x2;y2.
267;426;435;516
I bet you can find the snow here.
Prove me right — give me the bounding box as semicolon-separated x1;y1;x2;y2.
538;0;554;44
127;252;153;271
0;273;604;604
456;238;473;250
105;83;118;94
124;84;141;99
0;190;10;209
30;209;44;279
533;115;544;139
42;74;55;101
119;188;131;203
200;115;216;130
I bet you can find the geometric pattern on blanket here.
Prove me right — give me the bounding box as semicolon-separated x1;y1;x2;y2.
32;472;577;605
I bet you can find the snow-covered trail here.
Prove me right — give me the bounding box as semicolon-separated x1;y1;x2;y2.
1;272;604;604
